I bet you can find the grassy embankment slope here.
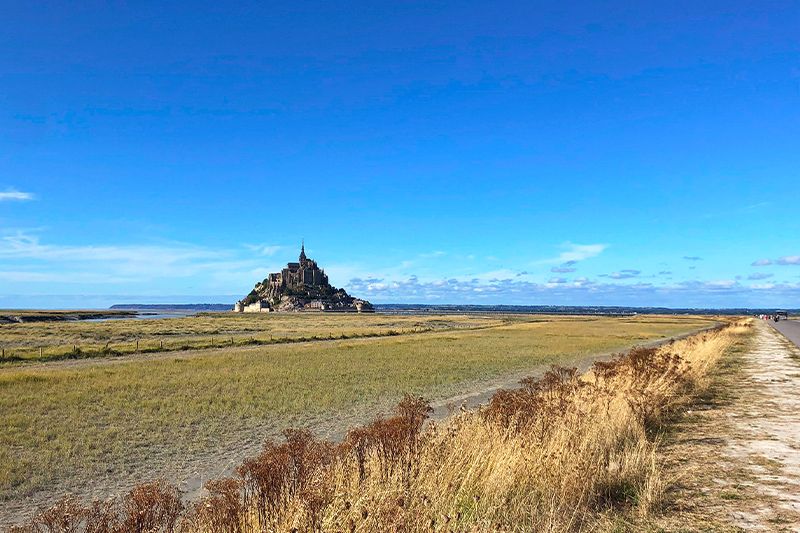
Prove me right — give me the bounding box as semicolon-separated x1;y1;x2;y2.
0;314;711;505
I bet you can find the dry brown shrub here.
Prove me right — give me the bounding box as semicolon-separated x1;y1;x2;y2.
236;428;338;530
184;478;243;533
344;394;432;483
84;498;120;533
119;479;183;533
10;495;86;533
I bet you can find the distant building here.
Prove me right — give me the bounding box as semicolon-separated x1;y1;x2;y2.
233;242;371;313
266;242;329;293
243;300;270;313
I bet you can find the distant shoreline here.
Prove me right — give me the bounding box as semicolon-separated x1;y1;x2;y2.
109;304;233;312
104;303;797;317
0;310;136;324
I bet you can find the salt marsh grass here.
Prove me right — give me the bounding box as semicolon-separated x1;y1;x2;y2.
0;314;712;521
8;317;743;532
0;313;496;362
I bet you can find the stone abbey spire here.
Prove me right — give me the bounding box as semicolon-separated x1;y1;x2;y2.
299;239;306;262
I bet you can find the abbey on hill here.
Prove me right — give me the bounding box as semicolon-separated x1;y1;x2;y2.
233;243;373;313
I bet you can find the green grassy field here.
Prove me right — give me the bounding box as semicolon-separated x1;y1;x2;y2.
0;313;713;504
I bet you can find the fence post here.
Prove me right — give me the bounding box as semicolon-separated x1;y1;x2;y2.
160;340;163;349
40;347;43;357
211;337;214;346
136;340;139;352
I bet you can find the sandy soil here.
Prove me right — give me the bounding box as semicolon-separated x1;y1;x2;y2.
659;320;800;531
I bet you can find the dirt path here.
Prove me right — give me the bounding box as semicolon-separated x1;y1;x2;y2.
660;320;800;531
725;321;800;529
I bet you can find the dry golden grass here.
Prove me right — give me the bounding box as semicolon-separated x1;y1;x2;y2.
0;312;500;362
0;314;710;508
6;316;738;533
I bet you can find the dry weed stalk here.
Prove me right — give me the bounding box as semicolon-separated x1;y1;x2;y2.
10;320;748;533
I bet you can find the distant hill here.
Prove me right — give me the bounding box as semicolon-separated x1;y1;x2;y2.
109;304;233;311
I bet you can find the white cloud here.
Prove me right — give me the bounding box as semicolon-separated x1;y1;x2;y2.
535;242;608;265
0;190;35;202
243;243;283;256
0;231;275;290
556;242;608;263
751;259;772;266
608;273;634;279
604;270;641;280
750;283;777;290
777;255;800;266
701;280;737;289
419;251;447;258
748;273;773;280
0;232;221;267
347;273;800;306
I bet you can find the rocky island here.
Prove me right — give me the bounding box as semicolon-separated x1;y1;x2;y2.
233;243;373;313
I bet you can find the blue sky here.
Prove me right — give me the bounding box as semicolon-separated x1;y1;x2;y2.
1;1;799;309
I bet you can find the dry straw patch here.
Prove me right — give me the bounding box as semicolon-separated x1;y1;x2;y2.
9;319;744;533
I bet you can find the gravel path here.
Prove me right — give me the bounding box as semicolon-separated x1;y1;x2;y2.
724;320;800;530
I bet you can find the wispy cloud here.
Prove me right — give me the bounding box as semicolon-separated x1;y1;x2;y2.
548;277;568;284
751;259;772;266
536;242;608;265
608;270;640;279
0;190;35;202
551;260;577;273
748;272;774;280
777;255;800;266
419;251;447;258
0;231;274;290
743;202;771;211
243;243;283;256
599;269;641;280
683;256;702;261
